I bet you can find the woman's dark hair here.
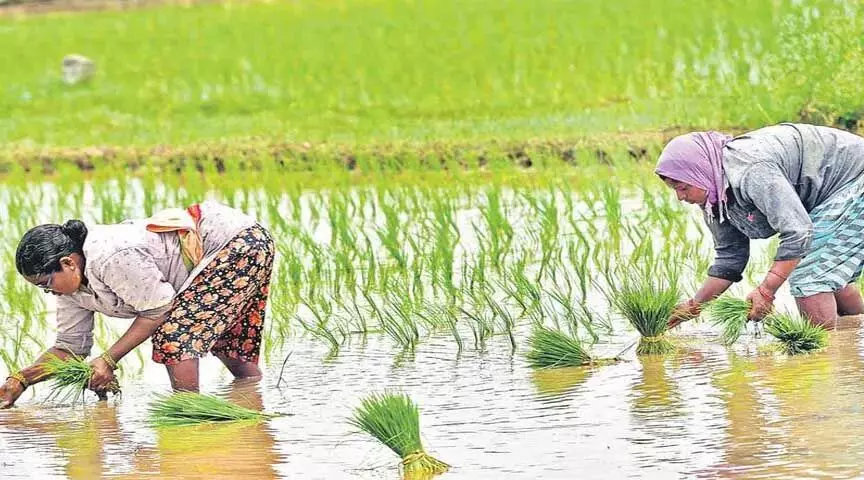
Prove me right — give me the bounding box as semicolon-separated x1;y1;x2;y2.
15;220;88;277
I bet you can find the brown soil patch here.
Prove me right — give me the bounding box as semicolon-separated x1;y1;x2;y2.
0;130;699;175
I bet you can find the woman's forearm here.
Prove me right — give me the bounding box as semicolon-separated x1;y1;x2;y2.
105;315;165;364
760;258;799;294
693;276;734;304
16;347;73;386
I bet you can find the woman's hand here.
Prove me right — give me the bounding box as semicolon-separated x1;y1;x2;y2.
0;377;26;409
88;357;116;394
745;287;774;321
668;299;701;329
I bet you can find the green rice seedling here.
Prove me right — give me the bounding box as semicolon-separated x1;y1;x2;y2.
426;194;459;295
522;190;560;280
526;325;613;369
705;297;751;345
544;272;600;342
459;296;495;352
495;277;530;319
577;302;614;336
349;392;449;478
432;303;464;353
610;273;679;355
375;193;408;270
412;302;444;332
308;193;323;228
601;184;623;249
328;194;360;262
566;238;592;301
347;294;370;336
467;252;488;295
295;295;342;354
381;308;421;351
764;313;829;355
40;354;120;403
479;185;514;270
148;392;276;427
381;287;421;351
484;294;516;352
508;252;543;320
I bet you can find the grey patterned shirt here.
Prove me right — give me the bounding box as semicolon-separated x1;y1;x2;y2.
54;201;256;356
706;123;864;282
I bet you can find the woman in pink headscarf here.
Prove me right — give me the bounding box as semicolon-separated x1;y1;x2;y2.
659;123;864;328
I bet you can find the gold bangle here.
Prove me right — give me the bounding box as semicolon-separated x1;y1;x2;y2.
7;371;28;389
100;352;119;370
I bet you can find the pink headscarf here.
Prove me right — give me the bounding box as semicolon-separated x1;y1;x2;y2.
655;131;732;222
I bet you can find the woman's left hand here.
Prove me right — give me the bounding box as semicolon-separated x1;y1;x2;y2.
88;357;116;393
745;287;774;321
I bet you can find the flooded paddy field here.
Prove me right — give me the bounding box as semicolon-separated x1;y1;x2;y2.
1;163;862;479
4;0;864;477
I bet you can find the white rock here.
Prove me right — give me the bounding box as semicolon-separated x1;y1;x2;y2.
62;54;95;84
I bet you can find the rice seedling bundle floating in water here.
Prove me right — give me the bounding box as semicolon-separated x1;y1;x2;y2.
764;313;829;355
611;274;679;355
526;325;615;369
40;354;121;403
350;392;449;478
705;296;752;346
148;392;276;427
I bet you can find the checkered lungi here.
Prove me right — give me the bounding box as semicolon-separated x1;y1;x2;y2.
789;180;864;297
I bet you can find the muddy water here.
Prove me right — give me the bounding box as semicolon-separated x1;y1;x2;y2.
2;317;863;479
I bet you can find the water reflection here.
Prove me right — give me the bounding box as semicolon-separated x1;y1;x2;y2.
697;352;773;479
5;326;864;478
0;380;283;479
0;401;126;479
119;380;282;479
530;365;594;398
629;355;686;428
697;321;864;479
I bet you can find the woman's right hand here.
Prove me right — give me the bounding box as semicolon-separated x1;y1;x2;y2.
0;377;26;409
668;299;701;329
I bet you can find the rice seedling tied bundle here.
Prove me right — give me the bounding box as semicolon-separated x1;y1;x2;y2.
705;297;751;345
526;325;615;369
40;354;120;403
148;392;276;427
611;274;679;355
764;313;829;355
350;392;449;478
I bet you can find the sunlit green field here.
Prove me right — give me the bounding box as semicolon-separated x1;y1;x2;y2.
1;0;862;151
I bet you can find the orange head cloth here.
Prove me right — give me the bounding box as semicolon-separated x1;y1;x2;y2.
145;204;203;271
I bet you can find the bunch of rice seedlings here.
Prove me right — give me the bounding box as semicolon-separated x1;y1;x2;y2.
40;354;120;403
350;392;449;478
148;392;276;427
705;296;751;345
526;325;610;369
764;313;829;355
611;273;679;355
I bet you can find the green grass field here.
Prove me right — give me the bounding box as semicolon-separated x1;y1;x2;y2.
2;0;862;151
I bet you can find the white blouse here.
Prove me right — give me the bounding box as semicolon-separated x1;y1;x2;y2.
53;201;256;356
